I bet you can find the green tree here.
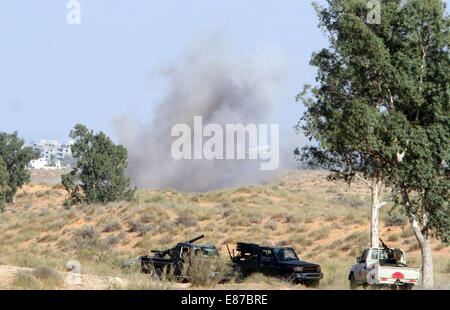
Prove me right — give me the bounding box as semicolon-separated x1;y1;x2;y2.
62;124;136;205
0;131;39;203
0;157;8;212
297;0;448;288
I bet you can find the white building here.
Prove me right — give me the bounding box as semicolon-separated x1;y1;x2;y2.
28;140;75;169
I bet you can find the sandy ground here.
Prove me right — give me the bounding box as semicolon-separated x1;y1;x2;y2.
0;264;126;290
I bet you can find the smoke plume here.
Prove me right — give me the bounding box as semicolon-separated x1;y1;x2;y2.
113;34;293;191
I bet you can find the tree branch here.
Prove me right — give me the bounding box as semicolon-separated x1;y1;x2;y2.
354;174;373;188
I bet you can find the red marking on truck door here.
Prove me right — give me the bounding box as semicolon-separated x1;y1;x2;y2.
391;272;404;279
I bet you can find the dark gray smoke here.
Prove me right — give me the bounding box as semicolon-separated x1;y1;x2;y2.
113;34;293;191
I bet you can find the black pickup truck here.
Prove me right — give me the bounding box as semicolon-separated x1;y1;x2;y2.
228;242;323;287
122;235;220;282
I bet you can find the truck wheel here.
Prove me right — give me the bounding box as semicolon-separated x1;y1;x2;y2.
235;271;245;283
149;268;163;280
349;273;358;290
155;268;163;279
304;280;320;288
400;284;413;290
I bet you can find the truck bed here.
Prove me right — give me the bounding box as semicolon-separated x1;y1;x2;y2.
374;265;420;285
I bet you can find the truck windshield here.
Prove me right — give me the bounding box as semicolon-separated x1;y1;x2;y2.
274;249;299;262
193;247;218;258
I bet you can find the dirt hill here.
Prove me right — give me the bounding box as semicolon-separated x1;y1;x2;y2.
0;169;448;289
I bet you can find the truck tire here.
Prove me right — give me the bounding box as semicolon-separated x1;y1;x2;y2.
154;268;163;279
304;279;320;288
235;271;245;283
147;267;163;280
400;284;413;290
349;273;358;290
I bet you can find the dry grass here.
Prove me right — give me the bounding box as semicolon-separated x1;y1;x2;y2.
0;169;448;290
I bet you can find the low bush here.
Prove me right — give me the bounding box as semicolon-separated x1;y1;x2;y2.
33;266;64;288
12;271;39;289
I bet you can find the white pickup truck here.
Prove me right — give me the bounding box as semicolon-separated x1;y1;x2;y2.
348;246;420;290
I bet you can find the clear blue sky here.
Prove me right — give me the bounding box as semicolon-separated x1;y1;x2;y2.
0;0;328;143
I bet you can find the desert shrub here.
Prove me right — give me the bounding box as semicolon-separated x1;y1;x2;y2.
296;225;308;233
263;220;277;231
387;233;399;242
127;220;140;233
104;232;126;247
221;201;234;208
75;225;99;240
37;234;58;243
33;266;64;288
344;231;369;248
225;214;250;227
284;214;296;223
12;271;39;289
102;220;122;233
434;243;446;251
47;221;65;232
235;187;251;194
246;212;263;224
158;222;175;233
175;215;198;227
138;224;156;237
222;209;237;218
340;243;351;252
187;256;230;288
127;219;156;236
327;240;342;250
138;214;153;224
308;227;330;241
189;195;200;203
76;237;108;259
145;194;165;203
289;235;312;247
276;240;290;246
383;211;408;227
407;242;421;252
334;195;366;208
400;227;414;238
324;213;338;222
159;234;173;245
325;187;337;194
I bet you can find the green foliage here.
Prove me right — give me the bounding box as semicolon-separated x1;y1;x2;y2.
0;157;8;212
297;0;449;242
62;124;136;205
0;131;39;203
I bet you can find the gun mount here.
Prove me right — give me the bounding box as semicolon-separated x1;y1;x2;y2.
152;235;205;258
379;238;394;257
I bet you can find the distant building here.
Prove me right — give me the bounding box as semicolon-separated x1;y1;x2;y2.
28;140;75;169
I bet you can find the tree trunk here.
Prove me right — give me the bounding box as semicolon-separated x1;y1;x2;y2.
370;183;381;248
410;216;433;289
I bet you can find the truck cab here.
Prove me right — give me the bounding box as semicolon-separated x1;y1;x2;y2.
123;235;222;282
230;243;323;287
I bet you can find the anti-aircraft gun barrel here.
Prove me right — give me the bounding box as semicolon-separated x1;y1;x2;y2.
379;238;389;250
188;235;205;244
380;238;394;261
